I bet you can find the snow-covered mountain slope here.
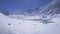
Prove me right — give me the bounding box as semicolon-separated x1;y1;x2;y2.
39;0;60;15
0;0;60;34
0;13;23;34
0;12;60;34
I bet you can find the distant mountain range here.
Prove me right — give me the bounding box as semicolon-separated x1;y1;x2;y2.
0;0;60;16
0;0;60;24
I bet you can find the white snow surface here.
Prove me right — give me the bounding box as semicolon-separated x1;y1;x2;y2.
0;0;60;34
0;12;60;34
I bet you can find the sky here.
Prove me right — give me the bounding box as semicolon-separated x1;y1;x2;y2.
0;0;51;11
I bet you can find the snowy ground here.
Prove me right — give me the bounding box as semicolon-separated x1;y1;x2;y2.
0;13;60;34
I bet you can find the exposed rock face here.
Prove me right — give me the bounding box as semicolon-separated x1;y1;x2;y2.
40;0;60;15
